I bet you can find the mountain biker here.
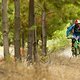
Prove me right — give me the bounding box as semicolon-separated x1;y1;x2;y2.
66;19;80;49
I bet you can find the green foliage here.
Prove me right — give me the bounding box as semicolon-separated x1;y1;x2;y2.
9;32;14;45
47;27;69;53
61;4;80;20
20;0;28;27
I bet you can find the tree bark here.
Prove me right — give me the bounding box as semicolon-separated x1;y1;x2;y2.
2;0;9;59
27;0;34;62
33;26;38;62
20;29;25;57
41;2;47;56
21;29;24;49
14;0;21;60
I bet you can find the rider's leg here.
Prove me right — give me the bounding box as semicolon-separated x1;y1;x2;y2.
72;38;76;56
72;38;76;47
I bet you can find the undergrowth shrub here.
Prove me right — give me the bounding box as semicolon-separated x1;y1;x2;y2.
47;27;69;53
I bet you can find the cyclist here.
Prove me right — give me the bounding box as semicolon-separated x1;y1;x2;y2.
66;19;80;53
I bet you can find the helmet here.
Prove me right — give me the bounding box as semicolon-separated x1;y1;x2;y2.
75;19;80;24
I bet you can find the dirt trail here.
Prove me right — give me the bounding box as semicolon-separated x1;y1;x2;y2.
0;45;72;59
59;46;72;57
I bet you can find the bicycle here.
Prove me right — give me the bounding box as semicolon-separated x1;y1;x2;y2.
67;36;80;56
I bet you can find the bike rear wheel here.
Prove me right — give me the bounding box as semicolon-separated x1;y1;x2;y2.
72;47;78;56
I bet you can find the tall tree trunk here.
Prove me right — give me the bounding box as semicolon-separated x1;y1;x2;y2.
20;28;25;57
21;29;24;49
27;0;35;62
14;0;21;60
41;2;47;56
2;0;9;59
33;26;37;62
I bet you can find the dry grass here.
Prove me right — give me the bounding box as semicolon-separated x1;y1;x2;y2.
0;55;80;80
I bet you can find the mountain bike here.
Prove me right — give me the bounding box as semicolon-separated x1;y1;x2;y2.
72;38;80;56
67;36;80;56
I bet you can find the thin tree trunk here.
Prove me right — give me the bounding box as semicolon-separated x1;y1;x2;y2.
22;30;24;49
27;0;34;62
2;0;9;59
41;3;47;56
21;29;25;57
14;0;21;60
33;26;38;62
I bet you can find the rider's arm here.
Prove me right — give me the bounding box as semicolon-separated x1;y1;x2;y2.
66;24;75;37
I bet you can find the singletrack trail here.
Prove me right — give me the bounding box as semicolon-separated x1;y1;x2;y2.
0;45;73;59
59;46;72;57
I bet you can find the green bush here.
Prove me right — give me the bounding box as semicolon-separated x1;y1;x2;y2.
47;27;69;53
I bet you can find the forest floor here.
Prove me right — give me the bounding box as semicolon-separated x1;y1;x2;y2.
0;46;80;80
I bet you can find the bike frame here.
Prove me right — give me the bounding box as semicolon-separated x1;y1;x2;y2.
72;38;80;56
